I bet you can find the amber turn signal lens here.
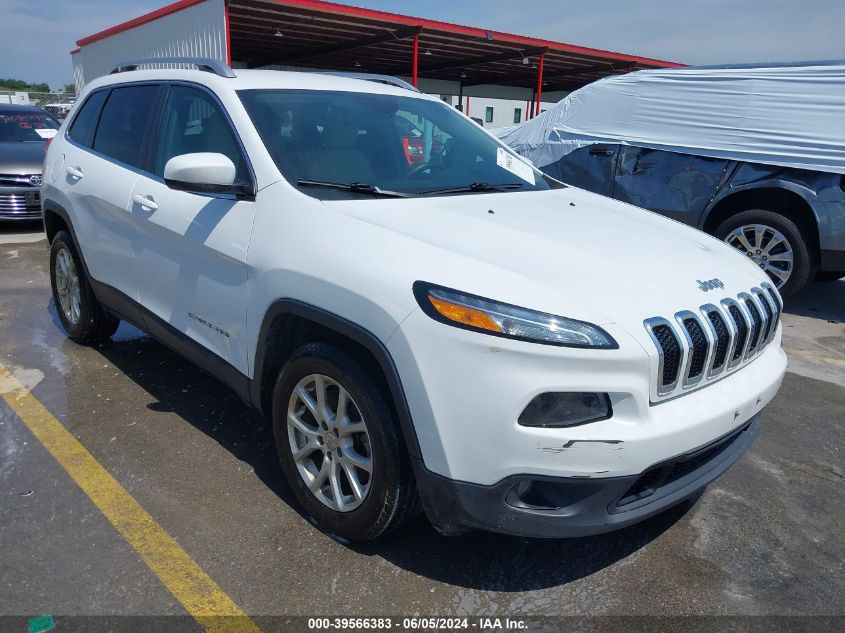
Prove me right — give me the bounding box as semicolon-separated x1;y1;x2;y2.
428;296;503;333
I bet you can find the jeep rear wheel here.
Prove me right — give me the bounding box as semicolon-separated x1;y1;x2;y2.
49;230;120;342
272;343;417;541
715;209;814;299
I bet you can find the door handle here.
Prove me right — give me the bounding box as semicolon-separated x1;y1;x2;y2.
65;165;84;179
132;194;159;211
632;161;657;174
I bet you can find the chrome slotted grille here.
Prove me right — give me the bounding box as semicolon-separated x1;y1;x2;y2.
0;191;41;215
644;283;781;403
741;293;763;355
705;308;730;373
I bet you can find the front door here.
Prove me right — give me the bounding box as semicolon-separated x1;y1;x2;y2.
545;144;618;196
131;84;256;374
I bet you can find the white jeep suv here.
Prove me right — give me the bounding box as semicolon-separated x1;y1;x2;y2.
42;59;787;541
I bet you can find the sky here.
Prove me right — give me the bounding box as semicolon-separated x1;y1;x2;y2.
1;0;843;90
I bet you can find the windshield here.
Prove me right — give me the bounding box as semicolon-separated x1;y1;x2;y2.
0;111;60;142
238;89;561;199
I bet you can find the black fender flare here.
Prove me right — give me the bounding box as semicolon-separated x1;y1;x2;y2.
251;299;422;460
42;201;99;285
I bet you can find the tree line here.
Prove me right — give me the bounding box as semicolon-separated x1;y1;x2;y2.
0;78;76;94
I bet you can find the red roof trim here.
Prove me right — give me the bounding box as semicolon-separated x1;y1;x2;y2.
266;0;684;67
70;47;82;55
76;0;208;47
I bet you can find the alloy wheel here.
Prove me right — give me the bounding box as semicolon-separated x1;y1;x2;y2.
55;247;81;325
287;373;373;512
725;224;794;289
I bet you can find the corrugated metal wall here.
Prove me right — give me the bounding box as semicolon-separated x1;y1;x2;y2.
73;0;227;90
72;54;85;95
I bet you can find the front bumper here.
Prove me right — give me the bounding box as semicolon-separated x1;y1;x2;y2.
389;307;786;486
417;412;761;537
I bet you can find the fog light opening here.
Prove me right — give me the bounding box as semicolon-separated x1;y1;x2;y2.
506;479;600;511
518;392;612;428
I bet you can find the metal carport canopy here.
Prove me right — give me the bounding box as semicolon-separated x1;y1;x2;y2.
76;0;683;106
227;0;681;91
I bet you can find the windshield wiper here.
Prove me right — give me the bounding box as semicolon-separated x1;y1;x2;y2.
297;179;410;198
422;182;525;195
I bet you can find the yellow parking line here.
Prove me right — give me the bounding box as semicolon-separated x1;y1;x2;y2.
0;363;261;633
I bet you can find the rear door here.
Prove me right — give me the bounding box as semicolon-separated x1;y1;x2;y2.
612;146;731;225
63;84;161;302
130;83;256;374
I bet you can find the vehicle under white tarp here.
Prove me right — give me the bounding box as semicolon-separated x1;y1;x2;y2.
495;61;845;176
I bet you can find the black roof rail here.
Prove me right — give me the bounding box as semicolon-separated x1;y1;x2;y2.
316;71;419;92
110;57;236;78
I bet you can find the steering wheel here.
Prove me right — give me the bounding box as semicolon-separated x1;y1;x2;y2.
405;161;445;179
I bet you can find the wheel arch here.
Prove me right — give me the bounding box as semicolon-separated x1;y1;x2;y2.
43;201;71;245
251;300;422;460
702;185;821;260
42;200;99;283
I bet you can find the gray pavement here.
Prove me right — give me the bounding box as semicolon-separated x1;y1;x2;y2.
1;224;843;621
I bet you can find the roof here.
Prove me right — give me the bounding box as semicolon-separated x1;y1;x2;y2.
76;0;683;93
85;67;437;98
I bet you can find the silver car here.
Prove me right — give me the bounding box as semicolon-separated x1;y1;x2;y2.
0;105;60;221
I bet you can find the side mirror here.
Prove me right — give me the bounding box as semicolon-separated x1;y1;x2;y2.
163;153;251;197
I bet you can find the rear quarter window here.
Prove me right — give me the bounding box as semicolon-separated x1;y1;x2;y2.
68;90;108;147
92;85;159;168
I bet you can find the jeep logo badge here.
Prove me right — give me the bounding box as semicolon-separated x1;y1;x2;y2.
697;278;725;292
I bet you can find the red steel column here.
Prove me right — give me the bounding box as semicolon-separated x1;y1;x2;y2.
224;0;232;66
412;33;419;87
535;52;545;117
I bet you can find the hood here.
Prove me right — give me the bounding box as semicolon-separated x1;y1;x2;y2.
325;187;770;342
0;142;47;175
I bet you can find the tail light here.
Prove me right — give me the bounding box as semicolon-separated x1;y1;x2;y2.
401;137;424;166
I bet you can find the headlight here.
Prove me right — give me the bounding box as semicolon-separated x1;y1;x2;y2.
413;282;617;348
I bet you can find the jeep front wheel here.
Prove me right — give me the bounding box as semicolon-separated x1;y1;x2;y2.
272;343;417;542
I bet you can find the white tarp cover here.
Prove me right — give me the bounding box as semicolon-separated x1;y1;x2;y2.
495;62;845;175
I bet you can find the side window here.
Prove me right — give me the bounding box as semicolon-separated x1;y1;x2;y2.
513;108;522;124
154;85;248;183
93;85;159;168
485;106;494;124
68;90;108;147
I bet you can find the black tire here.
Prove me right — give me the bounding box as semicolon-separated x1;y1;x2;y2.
272;343;417;542
816;271;845;282
49;230;119;343
714;209;815;299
